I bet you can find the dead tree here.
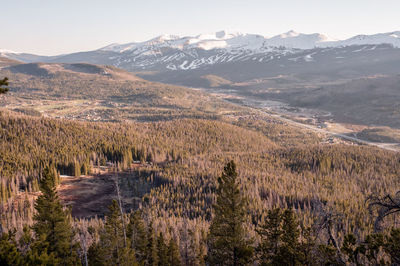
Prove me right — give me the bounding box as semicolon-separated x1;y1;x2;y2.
78;229;89;266
314;205;347;265
114;171;127;247
367;191;400;232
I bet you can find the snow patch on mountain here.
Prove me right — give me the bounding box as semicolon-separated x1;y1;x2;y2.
266;31;336;49
0;49;20;56
320;31;400;48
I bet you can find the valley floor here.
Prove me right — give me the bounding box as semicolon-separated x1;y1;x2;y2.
202;88;400;152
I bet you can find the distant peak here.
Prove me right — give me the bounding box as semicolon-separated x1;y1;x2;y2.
0;48;18;54
195;30;242;41
152;34;180;42
215;30;242;39
283;30;300;37
215;30;228;38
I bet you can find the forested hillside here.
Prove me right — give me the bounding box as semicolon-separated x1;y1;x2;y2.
3;1;400;264
1;110;399;265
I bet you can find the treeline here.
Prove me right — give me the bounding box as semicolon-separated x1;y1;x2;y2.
0;112;273;203
1;162;399;265
0;112;156;202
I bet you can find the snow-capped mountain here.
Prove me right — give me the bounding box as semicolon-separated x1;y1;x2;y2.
0;49;18;55
1;30;400;76
99;30;336;53
100;31;270;53
0;49;48;63
75;30;339;71
266;30;337;49
98;30;400;54
320;31;400;48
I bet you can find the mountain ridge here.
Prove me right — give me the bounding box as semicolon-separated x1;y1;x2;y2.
1;30;399;75
2;30;400;59
98;30;400;52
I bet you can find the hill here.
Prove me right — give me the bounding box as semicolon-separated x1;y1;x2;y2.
0;61;248;121
0;56;22;67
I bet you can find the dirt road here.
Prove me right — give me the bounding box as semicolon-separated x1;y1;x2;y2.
268;112;400;152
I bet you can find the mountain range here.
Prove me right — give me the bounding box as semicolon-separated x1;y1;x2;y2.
1;30;400;70
2;30;400;129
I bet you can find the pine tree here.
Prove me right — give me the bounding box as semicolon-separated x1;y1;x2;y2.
166;237;181;266
0;77;9;94
257;208;307;265
74;159;81;177
156;233;168;266
1;182;7;203
32;167;79;265
278;209;303;265
127;211;148;264
0;230;22;265
363;233;385;264
145;222;158;266
385;228;400;265
188;229;204;265
342;234;361;264
256;208;282;265
207;160;254;265
89;200;137;266
25;247;58;266
18;225;33;256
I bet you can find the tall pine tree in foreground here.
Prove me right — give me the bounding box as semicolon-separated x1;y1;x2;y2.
256;208;306;265
207;160;253;266
32;167;79;265
127;211;148;263
0;77;9;94
256;208;282;265
0;230;22;265
278;209;303;265
88;200;137;266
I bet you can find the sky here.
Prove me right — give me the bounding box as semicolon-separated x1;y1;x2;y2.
1;0;400;55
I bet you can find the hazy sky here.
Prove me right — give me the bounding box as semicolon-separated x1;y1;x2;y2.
2;0;400;55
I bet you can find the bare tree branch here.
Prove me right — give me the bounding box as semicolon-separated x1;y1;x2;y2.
367;191;400;232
